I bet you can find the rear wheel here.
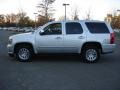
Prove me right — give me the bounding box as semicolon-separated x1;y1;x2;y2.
82;46;100;63
15;45;33;62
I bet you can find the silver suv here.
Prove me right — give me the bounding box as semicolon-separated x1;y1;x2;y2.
7;20;116;63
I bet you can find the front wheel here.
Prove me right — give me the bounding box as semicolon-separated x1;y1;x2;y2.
8;53;14;57
15;46;33;62
82;46;100;63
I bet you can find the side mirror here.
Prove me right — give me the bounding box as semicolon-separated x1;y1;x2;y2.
39;30;45;35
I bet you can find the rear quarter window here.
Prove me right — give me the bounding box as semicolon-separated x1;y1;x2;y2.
85;22;110;33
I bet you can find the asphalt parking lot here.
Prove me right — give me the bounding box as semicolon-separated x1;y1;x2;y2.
0;30;120;90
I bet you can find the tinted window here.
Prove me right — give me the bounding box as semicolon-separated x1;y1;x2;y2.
66;22;83;34
85;22;109;33
43;23;62;35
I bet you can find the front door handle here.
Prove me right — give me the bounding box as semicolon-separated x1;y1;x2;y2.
55;37;62;39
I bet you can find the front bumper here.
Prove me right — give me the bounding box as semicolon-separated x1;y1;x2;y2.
7;44;14;54
102;44;116;54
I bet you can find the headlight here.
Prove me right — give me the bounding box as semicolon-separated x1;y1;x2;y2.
8;39;13;44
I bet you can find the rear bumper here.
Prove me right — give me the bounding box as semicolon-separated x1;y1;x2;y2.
102;44;116;54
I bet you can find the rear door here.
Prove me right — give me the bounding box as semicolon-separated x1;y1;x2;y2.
63;22;86;53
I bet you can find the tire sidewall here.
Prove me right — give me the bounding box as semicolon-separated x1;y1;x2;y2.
82;46;100;63
15;46;32;62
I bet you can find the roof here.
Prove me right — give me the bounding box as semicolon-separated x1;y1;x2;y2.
50;20;105;23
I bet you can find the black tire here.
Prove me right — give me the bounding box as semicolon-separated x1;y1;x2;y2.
15;45;33;62
8;54;14;57
82;46;100;63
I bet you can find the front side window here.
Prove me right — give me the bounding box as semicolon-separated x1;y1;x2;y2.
43;23;62;35
66;22;83;34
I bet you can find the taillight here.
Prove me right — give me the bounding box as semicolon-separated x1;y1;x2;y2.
110;33;115;44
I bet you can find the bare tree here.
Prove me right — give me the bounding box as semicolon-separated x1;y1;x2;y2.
85;9;92;20
0;15;5;23
17;11;30;27
0;14;5;26
58;16;65;21
58;16;70;21
0;11;34;27
71;8;79;20
10;14;18;23
17;10;26;20
5;13;18;23
5;14;11;23
37;0;55;24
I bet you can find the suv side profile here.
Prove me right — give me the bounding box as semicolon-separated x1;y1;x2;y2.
7;20;116;63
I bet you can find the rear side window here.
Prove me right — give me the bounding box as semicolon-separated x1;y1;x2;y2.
85;22;110;33
66;22;83;34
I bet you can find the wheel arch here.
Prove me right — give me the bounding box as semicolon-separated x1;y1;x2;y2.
80;42;102;53
14;42;35;54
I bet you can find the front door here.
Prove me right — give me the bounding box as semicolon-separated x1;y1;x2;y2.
36;22;64;53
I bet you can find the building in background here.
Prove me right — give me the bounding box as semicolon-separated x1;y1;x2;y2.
104;14;112;23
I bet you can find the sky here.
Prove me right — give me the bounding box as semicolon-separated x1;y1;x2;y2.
0;0;120;20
